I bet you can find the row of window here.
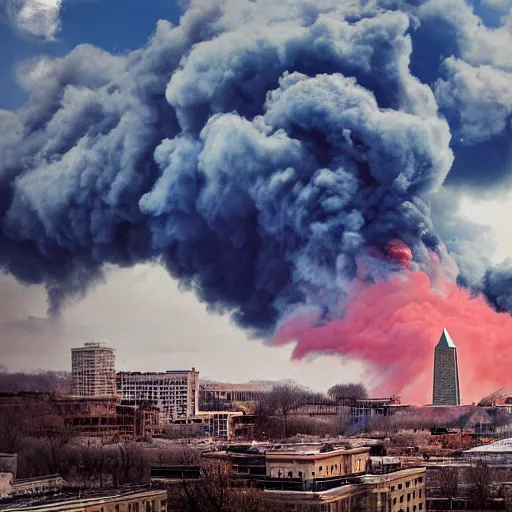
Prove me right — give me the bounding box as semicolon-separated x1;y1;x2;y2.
391;476;424;492
393;489;423;504
88;497;166;512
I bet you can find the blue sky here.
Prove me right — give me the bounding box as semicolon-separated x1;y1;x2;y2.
0;0;182;110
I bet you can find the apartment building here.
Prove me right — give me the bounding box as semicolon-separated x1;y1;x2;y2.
264;445;425;512
116;369;199;424
205;442;426;511
71;342;116;397
264;467;426;512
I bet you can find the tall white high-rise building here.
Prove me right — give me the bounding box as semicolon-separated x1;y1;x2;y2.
116;369;199;424
71;342;116;397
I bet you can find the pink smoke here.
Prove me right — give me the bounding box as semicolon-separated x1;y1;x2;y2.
273;270;512;404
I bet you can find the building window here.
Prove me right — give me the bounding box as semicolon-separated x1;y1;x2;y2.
398;484;402;490
419;504;423;510
288;471;293;478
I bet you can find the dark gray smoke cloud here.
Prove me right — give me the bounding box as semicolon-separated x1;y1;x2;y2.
1;0;511;334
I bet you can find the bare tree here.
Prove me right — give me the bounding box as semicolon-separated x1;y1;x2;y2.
0;370;71;394
61;444;105;488
265;383;308;438
437;466;459;499
170;460;285;512
465;460;492;509
0;403;29;453
367;415;394;436
116;443;149;485
31;419;77;474
328;383;368;403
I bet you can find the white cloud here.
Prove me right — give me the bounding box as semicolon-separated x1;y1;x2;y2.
482;0;512;10
460;192;512;264
4;0;62;40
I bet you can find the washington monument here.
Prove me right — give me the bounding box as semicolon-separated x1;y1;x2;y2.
432;328;461;406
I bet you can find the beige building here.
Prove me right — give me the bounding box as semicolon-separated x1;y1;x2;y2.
265;467;426;512
116;369;199;424
266;445;370;480
0;488;168;512
71;342;116;397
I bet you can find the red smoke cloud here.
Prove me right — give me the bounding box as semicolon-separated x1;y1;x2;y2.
273;270;512;404
385;239;413;267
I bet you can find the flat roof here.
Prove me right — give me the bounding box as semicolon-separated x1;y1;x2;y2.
465;438;512;454
117;370;194;376
266;446;369;460
0;488;166;511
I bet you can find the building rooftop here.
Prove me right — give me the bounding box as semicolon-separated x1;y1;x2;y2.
117;370;195;375
464;438;512;454
266;443;369;458
436;328;456;349
479;388;512;406
0;488;164;511
71;342;114;351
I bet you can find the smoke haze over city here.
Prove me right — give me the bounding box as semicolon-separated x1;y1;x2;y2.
1;0;512;402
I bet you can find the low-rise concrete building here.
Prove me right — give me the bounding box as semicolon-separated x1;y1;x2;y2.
264;466;426;512
0;393;159;442
117;369;199;424
193;411;244;439
204;441;426;511
199;382;267;411
0;474;65;500
0;488;168;512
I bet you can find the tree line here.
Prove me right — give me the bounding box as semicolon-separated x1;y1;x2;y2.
0;369;71;394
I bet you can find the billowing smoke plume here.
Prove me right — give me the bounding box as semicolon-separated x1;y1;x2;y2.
1;0;512;401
